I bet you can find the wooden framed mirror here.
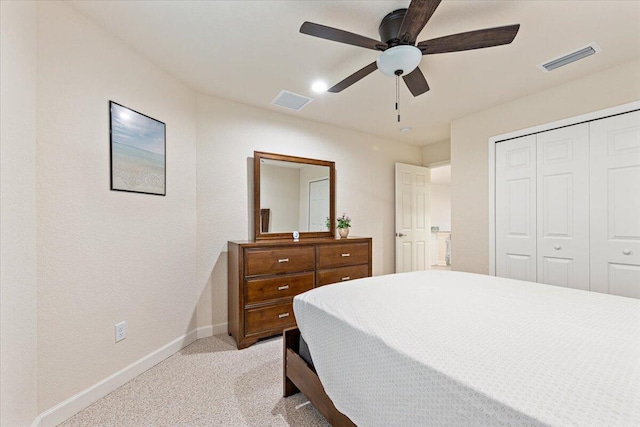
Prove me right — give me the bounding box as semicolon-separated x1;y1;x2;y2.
254;151;335;240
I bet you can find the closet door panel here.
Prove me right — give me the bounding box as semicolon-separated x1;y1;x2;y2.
536;124;590;290
496;135;537;282
590;111;640;298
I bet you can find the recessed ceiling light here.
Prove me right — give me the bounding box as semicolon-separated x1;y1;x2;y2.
400;127;412;133
311;80;328;93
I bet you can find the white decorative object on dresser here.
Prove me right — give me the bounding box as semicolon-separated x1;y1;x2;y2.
492;105;640;298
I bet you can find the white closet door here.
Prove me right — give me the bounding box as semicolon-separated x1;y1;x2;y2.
496;135;537;282
536;124;590;290
590;110;640;298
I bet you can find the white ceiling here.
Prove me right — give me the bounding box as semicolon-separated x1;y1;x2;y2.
68;1;640;146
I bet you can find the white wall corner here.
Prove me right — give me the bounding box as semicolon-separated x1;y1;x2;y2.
195;322;227;339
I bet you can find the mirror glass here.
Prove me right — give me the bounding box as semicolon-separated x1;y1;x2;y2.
260;158;330;233
254;151;335;240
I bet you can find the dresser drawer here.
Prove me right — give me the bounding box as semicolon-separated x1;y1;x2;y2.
245;302;296;336
317;242;369;269
245;246;315;277
316;264;370;286
245;272;314;305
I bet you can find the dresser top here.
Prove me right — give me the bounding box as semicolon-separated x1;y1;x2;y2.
229;236;371;248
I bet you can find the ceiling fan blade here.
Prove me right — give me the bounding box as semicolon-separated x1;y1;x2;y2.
417;24;520;55
397;0;442;44
300;22;388;51
402;67;430;97
328;62;378;93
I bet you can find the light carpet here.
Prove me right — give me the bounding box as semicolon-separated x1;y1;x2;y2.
60;334;330;427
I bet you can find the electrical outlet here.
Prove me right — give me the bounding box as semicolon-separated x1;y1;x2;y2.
115;321;126;343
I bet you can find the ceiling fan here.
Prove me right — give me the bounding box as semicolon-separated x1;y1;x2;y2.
300;0;520;97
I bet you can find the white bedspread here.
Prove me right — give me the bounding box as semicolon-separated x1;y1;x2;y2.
293;271;640;426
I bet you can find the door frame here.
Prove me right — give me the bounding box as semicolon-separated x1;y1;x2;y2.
488;100;640;276
428;162;451;268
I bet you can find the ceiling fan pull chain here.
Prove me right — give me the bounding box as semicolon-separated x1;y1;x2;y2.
395;75;398;113
396;75;401;123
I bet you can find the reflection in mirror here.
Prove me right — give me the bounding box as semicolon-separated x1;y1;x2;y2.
260;159;330;233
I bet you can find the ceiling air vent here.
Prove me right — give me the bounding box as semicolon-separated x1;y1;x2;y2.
270;90;313;111
538;42;602;72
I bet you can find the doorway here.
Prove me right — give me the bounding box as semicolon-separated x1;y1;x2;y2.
430;164;451;270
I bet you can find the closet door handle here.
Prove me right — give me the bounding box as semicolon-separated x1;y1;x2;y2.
553;244;562;250
278;258;289;263
622;249;632;255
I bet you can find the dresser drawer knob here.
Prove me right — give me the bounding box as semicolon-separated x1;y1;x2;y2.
341;277;351;281
278;258;289;263
278;312;290;319
277;285;289;291
341;253;350;257
623;249;632;255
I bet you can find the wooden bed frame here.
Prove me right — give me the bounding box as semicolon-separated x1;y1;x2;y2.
283;327;356;427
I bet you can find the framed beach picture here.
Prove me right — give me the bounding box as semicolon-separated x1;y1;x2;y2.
109;101;166;196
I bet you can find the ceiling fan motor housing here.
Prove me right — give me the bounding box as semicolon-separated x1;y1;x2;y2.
378;9;408;46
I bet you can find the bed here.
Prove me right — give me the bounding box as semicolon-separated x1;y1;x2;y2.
283;270;640;426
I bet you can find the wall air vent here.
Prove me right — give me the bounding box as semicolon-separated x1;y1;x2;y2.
270;90;313;111
538;42;602;72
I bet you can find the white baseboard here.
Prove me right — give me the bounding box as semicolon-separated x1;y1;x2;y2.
196;322;227;339
212;321;228;335
34;328;203;427
197;325;214;339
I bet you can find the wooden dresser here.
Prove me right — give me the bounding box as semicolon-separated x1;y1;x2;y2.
228;237;372;349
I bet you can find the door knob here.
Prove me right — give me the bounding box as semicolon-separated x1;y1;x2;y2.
623;249;632;255
553;244;562;250
396;233;406;237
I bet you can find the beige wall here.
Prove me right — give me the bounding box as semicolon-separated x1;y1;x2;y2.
451;58;640;274
36;1;197;412
195;94;423;331
422;140;450;166
0;1;39;425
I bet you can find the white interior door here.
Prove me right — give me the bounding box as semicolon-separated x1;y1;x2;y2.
589;110;640;298
496;135;537;282
395;163;431;273
308;178;329;231
536;124;590;290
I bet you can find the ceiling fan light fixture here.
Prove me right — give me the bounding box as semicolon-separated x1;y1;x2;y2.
311;80;328;93
377;45;422;77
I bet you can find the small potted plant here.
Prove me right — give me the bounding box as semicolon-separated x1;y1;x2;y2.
336;213;351;239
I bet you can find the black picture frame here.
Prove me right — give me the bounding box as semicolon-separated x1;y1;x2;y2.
109;101;166;196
